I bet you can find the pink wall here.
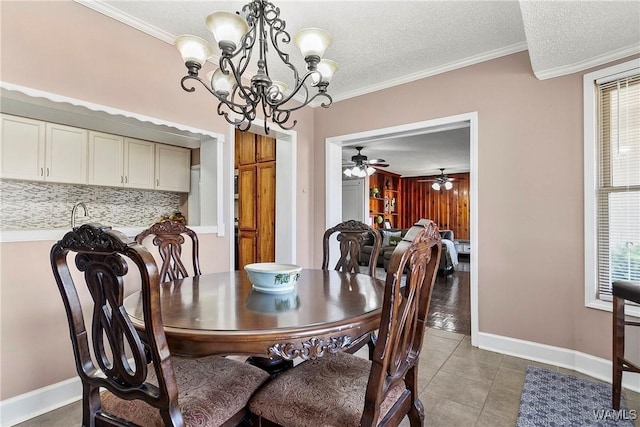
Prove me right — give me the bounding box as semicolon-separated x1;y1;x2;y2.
313;51;640;360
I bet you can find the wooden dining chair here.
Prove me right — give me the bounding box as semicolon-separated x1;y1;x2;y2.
250;219;442;427
612;280;640;410
135;219;201;283
322;219;382;277
51;223;269;427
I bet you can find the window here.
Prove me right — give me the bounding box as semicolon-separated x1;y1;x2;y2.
584;58;640;316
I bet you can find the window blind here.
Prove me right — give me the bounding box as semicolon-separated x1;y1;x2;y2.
596;74;640;300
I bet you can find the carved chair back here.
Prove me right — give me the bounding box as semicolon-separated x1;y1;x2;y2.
361;219;442;425
322;220;382;277
50;223;183;426
135;220;201;283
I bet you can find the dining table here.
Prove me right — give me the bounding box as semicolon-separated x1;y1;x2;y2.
123;269;385;364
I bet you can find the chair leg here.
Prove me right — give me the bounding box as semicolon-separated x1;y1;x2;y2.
612;296;625;411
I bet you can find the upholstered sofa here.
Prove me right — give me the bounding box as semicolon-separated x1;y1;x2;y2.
359;226;458;273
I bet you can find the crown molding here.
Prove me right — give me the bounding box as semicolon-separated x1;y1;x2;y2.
324;42;528;105
533;43;640;80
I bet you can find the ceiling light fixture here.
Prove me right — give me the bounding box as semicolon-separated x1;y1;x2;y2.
419;168;454;190
174;0;339;134
343;165;376;178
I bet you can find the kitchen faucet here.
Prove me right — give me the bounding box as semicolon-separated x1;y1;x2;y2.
71;202;89;228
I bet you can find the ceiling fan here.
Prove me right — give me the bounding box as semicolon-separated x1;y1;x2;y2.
418;168;454;190
342;146;389;177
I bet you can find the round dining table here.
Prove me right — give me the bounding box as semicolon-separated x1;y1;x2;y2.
123;269;385;361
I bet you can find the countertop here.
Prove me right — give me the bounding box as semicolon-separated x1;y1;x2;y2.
0;225;219;243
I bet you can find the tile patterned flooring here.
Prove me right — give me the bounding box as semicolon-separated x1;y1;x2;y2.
15;328;640;427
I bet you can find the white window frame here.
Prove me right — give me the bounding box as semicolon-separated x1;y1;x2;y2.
584;58;640;317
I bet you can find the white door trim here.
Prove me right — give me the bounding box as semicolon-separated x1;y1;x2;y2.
325;112;479;345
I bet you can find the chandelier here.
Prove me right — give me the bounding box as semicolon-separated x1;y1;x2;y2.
174;0;339;133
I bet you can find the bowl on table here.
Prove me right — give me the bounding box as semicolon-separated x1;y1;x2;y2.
244;263;302;293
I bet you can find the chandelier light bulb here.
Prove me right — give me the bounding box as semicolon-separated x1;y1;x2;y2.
343;169;352;177
174;35;214;66
293;28;333;63
205;11;249;54
313;59;340;85
444;181;453;190
366;166;376;176
209;69;235;97
432;182;441;191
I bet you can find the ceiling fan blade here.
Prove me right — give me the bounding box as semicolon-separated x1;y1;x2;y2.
368;158;387;165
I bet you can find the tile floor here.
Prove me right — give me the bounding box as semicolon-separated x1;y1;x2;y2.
14;328;640;427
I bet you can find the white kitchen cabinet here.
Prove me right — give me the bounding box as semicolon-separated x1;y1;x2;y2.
88;132;155;189
0;114;87;184
1;114;46;181
125;138;155;189
155;144;190;192
45;123;88;184
88;131;124;187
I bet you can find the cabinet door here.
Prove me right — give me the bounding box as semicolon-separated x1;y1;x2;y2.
88;131;124;187
237;166;256;230
256;162;276;262
45;123;88;184
238;230;257;270
125;138;155;189
155;144;190;192
256;134;276;162
0;114;45;181
236;129;256;166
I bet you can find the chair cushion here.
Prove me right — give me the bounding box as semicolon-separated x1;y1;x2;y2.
101;356;269;427
249;351;406;427
612;280;640;304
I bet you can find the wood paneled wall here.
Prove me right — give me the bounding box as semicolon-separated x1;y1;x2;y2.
400;172;470;240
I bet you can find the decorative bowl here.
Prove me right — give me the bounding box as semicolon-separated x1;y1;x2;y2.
245;290;300;313
244;263;302;293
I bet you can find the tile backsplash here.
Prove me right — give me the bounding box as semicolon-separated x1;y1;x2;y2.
0;180;182;230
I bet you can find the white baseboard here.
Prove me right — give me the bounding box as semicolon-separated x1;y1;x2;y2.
0;376;82;426
478;332;640;393
2;333;639;425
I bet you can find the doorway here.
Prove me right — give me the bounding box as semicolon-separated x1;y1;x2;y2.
228;122;298;271
325;112;479;345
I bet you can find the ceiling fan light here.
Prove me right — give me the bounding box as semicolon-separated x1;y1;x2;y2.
343;168;352;177
444;181;453;190
205;11;249;54
366;166;376;176
432;182;441;191
175;34;214;66
293;28;332;62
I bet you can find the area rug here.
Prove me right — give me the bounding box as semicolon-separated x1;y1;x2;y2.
516;366;635;427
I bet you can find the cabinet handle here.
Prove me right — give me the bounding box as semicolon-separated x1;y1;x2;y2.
40;167;43;176
156;179;159;186
124;176;128;184
46;168;49;177
121;176;123;184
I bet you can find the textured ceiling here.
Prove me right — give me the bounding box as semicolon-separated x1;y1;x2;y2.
79;0;640;177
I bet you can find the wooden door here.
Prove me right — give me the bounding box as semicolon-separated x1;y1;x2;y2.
236;130;256;166
256;162;276;262
235;130;276;269
238;165;257;269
